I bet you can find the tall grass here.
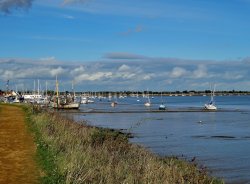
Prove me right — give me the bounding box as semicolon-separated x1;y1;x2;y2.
25;107;223;184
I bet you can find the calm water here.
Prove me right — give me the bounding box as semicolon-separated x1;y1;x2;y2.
67;95;250;183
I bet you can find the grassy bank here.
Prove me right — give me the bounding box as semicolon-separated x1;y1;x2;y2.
24;106;223;184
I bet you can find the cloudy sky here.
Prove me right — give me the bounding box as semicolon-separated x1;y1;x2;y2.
0;0;250;91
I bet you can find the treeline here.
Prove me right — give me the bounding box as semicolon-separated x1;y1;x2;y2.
0;89;250;96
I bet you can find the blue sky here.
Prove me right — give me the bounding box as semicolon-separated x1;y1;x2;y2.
0;0;250;91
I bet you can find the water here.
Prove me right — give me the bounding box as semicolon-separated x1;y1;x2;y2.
66;95;250;183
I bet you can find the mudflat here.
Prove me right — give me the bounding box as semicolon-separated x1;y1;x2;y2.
0;105;39;184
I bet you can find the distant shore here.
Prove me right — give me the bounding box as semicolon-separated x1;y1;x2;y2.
1;89;250;98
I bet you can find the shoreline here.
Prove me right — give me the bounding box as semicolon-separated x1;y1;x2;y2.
58;108;247;114
22;104;223;183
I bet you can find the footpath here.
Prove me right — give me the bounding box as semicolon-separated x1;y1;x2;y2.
0;105;39;184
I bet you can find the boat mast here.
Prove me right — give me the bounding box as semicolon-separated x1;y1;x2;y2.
72;80;75;99
56;76;59;98
6;80;9;94
33;80;36;95
212;84;216;102
45;81;48;98
147;89;150;103
38;79;40;96
55;76;59;108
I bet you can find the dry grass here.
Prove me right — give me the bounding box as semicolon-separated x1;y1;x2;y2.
27;107;223;184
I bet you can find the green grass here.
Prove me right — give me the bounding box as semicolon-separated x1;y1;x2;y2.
23;106;65;184
23;105;224;184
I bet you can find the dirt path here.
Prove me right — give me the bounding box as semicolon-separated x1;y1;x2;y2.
0;105;39;184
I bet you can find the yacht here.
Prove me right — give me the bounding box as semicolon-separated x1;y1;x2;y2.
204;85;217;110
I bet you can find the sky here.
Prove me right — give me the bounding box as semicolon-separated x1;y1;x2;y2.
0;0;250;92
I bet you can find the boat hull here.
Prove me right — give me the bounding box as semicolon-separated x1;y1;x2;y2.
50;102;80;109
159;104;166;110
204;104;217;110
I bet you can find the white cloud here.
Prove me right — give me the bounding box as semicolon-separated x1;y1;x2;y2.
223;72;244;80
119;72;136;79
40;56;56;61
118;64;130;72
50;67;66;77
39;56;59;65
0;57;250;91
89;72;112;80
70;66;85;75
2;70;15;80
75;72;113;83
192;65;207;79
74;74;88;83
170;67;188;78
142;73;155;80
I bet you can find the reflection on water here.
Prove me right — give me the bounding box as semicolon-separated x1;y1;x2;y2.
65;96;250;183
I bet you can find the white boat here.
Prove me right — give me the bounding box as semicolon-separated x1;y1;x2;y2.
81;96;94;104
159;92;166;110
159;104;166;110
13;89;20;103
204;85;217;110
144;102;151;107
136;91;140;102
144;90;151;107
204;102;217;110
81;96;88;104
111;101;117;107
13;96;20;103
87;99;94;103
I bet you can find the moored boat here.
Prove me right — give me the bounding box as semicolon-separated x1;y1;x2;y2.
159;104;166;110
51;77;80;110
204;84;217;110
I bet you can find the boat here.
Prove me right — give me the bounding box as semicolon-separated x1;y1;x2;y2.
50;77;80;109
81;96;88;104
136;91;140;102
204;84;217;110
159;92;166;110
50;100;80;109
111;101;117;107
110;93;118;107
13;88;20;103
159;104;166;110
144;90;151;107
144;102;151;107
13;95;20;103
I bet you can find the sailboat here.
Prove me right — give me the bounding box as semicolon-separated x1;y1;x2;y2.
136;91;140;102
159;92;166;110
110;92;118;107
204;84;217;110
13;94;20;103
13;86;20;103
50;77;80;109
144;90;151;107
